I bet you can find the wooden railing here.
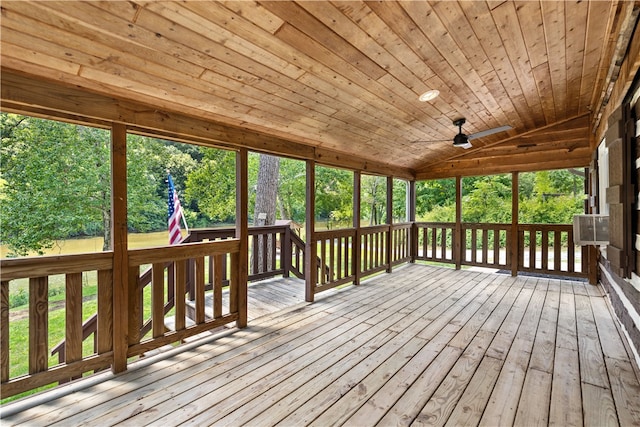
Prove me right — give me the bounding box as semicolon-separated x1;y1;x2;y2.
186;225;305;282
518;224;587;277
360;225;389;277
461;223;511;269
1;253;114;398
415;222;586;278
315;228;356;292
1;239;244;399
415;222;455;264
312;222;413;294
0;220;587;399
126;239;242;358
391;223;412;266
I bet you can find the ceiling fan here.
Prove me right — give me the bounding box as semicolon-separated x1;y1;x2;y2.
414;118;512;149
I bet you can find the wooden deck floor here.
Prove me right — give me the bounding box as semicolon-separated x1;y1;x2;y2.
3;264;640;426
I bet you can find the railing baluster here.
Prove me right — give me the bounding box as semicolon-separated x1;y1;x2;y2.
213;254;223;319
471;227;477;264
195;257;205;324
529;230;537;269
174;260;186;331
29;277;48;375
65;273;83;379
97;269;113;357
541;229;549;271
493;229;500;266
554;230;562;271
337;237;343;280
152;263;165;337
128;267;141;345
482;228;488;265
567;230;575;273
429;227;435;259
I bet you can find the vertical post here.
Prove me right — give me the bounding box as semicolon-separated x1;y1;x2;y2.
586;166;598;285
386;176;393;273
511;171;519;276
305;160;317;302
283;226;291;278
409;180;417;262
236;149;249;327
111;123;128;373
454;176;462;270
353;171;361;285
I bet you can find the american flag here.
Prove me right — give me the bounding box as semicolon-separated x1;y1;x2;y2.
167;174;187;245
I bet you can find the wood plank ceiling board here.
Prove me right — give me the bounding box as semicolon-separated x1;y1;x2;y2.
0;0;636;179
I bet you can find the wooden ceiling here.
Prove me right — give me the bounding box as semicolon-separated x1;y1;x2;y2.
1;1;638;179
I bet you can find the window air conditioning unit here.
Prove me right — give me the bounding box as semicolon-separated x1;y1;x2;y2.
573;214;609;246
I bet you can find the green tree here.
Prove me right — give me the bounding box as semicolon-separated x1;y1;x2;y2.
462;174;512;223
361;175;386;225
315;165;352;229
1;115;110;255
184;148;237;224
277;158;306;223
0;114;196;256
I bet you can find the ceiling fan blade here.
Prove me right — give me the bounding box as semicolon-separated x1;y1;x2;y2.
467;125;512;140
410;139;450;143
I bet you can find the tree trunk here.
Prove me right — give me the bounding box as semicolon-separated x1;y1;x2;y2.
102;197;111;251
252;154;280;274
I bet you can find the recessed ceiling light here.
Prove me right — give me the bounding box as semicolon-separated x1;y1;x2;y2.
419;89;439;102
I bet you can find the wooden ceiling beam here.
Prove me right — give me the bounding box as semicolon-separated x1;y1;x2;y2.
0;69;415;180
416;147;591;180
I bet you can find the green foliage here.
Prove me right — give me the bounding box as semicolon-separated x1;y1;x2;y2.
418;171;585;225
462;174;512;223
1;115;111;255
184;148;237;223
519;171;585;224
315;166;353;228
416;178;456;218
0;114;201;255
392;178;408;221
361;175;386;225
277;158;307;223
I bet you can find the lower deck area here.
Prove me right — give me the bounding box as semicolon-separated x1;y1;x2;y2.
3;264;639;426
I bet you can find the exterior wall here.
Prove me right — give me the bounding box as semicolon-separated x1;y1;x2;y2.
598;80;640;361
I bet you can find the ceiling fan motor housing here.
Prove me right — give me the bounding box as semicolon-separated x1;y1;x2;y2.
453;133;469;146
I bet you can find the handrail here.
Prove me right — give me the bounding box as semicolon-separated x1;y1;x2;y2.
415;221;586;278
2;219;587;399
50;225;307;371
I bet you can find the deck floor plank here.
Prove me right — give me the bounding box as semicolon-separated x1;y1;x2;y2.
2;265;639;427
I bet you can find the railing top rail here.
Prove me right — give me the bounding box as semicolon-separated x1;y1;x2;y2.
517;223;574;231
391;222;412;228
461;223;511;230
360;224;389;233
315;228;357;238
415;221;456;227
0;252;113;281
128;239;240;267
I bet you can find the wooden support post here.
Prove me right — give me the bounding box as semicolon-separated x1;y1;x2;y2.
110;123;128;373
353;171;361;285
283;226;291;278
386;176;393;273
305;160;317;302
511;172;519;277
409;180;417;263
236;148;249;327
454;176;462;270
